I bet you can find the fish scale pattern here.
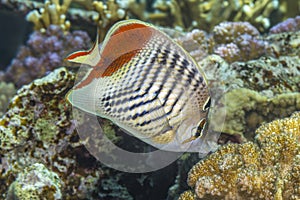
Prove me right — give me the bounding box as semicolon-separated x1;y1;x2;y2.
67;20;212;151
95;33;209;145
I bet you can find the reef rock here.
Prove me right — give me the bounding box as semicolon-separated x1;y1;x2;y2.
6;163;62;200
0;67;103;199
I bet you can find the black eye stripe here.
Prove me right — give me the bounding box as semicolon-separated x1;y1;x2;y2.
203;97;211;111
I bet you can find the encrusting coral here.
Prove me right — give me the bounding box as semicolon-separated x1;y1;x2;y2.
26;0;72;32
199;53;300;139
6;163;62;200
0;82;16;116
215;88;300;140
0;68;104;199
179;112;300;200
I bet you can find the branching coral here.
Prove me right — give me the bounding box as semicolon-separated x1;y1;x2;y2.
26;0;72;32
179;112;300;200
92;0;130;41
148;0;296;32
1;25;91;88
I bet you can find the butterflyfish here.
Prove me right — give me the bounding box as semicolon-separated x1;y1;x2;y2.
66;19;211;152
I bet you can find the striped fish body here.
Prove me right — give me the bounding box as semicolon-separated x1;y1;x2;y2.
67;20;210;152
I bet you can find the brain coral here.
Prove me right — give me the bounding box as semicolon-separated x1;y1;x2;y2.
179;112;300;200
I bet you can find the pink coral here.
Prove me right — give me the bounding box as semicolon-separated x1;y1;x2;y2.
2;25;91;87
270;16;300;33
213;22;260;43
212;22;267;62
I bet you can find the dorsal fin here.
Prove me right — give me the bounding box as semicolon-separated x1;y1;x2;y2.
66;30;100;66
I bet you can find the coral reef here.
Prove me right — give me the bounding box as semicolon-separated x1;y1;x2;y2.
92;0;129;41
171;16;300;63
269;16;300;33
0;67;176;199
0;67;104;199
198;53;300;139
0;1;300;199
0;82;16;116
2;0;300;34
266;31;300;57
179;112;300;200
212;22;267;62
200;54;300;97
148;0;300;32
215;88;300;140
6;163;62;200
1;25;91;88
26;0;72;32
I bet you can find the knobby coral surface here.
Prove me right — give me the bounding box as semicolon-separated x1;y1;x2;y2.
179;112;300;200
194;50;299;139
0;82;16;116
6;163;62;200
216;88;300;140
212;22;267;62
1;25;91;88
0;67;104;199
173;16;300;63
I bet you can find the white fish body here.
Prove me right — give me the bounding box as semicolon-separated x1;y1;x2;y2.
66;19;211;152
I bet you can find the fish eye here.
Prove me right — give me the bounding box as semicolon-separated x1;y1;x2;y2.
195;127;201;138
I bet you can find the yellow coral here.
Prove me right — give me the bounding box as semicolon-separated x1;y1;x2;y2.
26;0;71;32
92;0;130;41
180;112;300;200
178;190;197;200
148;0;298;32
